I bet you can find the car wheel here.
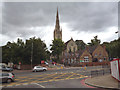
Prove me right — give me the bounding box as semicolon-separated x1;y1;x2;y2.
7;79;12;83
35;70;37;72
43;69;46;71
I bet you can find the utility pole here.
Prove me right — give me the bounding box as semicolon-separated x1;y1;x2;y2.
31;42;33;69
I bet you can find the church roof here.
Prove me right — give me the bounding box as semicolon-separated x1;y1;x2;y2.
65;38;74;45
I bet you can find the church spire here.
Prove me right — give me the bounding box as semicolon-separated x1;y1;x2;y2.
54;7;62;40
55;7;60;30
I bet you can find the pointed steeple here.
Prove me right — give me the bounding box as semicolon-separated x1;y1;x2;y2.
54;7;62;40
55;7;60;30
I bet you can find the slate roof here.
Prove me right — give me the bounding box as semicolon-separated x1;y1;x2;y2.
88;45;98;54
76;45;98;57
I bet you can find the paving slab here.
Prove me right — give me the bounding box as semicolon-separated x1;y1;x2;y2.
85;74;119;89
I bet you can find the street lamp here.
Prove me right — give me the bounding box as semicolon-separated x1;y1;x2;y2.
115;31;119;39
31;42;33;69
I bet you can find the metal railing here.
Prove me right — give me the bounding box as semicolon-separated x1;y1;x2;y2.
91;68;111;78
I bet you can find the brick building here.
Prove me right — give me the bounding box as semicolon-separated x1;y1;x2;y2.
63;44;109;64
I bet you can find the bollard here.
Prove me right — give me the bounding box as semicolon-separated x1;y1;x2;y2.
103;69;104;75
84;66;86;70
61;66;63;69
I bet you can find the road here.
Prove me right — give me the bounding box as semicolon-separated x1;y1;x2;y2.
1;66;107;89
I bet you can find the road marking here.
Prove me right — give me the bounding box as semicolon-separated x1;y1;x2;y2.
33;83;45;88
52;73;68;79
20;80;28;81
6;85;13;87
1;72;89;87
66;73;76;79
22;83;29;85
18;76;27;78
37;73;57;81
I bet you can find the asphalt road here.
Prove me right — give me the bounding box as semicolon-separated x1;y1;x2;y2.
1;66;108;89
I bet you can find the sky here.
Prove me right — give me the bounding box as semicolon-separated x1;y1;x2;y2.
1;1;120;50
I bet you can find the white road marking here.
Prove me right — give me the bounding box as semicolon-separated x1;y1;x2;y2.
33;83;45;88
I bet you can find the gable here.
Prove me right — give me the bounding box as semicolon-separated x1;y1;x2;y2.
80;49;92;58
67;40;76;47
92;45;108;57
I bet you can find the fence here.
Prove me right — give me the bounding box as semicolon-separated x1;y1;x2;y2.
64;61;110;67
91;68;111;78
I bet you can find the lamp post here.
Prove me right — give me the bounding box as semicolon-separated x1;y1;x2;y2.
31;42;33;69
115;31;119;39
115;31;120;88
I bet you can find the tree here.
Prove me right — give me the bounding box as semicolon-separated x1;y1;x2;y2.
24;37;48;64
2;39;25;64
50;39;65;63
102;37;120;59
88;36;101;46
2;37;49;65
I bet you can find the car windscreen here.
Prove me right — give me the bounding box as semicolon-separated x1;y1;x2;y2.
36;66;42;68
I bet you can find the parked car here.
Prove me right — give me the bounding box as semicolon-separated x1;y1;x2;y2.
52;62;56;65
32;66;47;72
1;67;13;72
45;61;48;65
0;72;15;83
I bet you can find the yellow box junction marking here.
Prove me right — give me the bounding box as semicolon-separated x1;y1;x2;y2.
2;72;88;87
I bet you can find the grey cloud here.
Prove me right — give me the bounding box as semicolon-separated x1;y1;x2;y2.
59;2;118;32
2;2;118;41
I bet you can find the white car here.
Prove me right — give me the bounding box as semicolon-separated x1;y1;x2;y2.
32;66;47;72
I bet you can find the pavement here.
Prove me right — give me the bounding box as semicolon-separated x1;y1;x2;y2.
85;74;120;89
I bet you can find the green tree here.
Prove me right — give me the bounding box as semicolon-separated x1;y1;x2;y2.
2;38;25;64
88;36;101;46
102;37;120;59
50;39;65;63
24;37;48;64
2;37;49;65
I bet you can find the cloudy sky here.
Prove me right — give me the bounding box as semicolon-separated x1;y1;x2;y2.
1;1;119;49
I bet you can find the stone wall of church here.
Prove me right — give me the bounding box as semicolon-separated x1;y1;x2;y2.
66;40;77;53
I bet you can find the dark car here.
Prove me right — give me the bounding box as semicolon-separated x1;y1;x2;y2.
0;72;15;83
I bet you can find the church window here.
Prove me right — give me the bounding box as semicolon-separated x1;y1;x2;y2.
71;43;73;46
74;47;75;52
58;35;60;39
69;48;71;53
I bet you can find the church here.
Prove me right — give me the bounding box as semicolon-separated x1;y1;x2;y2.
53;8;77;53
53;8;108;64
